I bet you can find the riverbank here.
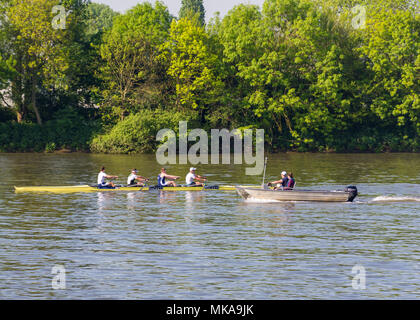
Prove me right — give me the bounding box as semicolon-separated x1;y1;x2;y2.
2;149;420;155
0;113;100;153
1;109;419;154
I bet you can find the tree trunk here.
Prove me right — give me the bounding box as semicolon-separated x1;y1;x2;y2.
16;110;24;123
11;56;26;123
12;84;26;123
32;76;42;125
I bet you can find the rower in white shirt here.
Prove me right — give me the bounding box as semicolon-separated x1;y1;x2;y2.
127;169;149;186
185;167;207;187
97;166;118;188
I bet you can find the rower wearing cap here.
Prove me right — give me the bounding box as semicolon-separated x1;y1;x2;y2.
127;169;149;187
186;167;207;187
157;168;180;187
270;171;289;190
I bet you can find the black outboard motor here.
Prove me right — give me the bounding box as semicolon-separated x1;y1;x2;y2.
346;186;358;202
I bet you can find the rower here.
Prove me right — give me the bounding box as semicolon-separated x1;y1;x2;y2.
269;171;289;190
127;169;149;187
157;168;180;187
97;166;118;188
186;167;207;187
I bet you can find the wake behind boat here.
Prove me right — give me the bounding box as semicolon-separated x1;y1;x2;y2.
236;186;358;202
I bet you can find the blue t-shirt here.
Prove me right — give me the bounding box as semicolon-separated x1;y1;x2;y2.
157;174;166;187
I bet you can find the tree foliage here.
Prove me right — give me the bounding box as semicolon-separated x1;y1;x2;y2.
163;16;224;120
99;1;173;123
0;0;418;153
0;0;92;124
179;0;206;25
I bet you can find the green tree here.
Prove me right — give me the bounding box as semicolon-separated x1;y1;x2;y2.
67;2;119;111
0;0;90;124
90;109;196;154
218;0;369;151
0;1;13;109
6;0;68;124
163;16;224;121
179;0;206;25
99;1;173;123
85;2;118;41
357;0;420;146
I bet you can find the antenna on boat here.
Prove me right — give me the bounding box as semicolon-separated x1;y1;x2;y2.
261;157;268;189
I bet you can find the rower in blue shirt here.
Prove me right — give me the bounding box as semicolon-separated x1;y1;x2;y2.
157;168;180;187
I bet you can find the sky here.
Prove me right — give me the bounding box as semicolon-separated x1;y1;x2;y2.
94;0;265;20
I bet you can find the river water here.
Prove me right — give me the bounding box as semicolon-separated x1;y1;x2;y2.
0;153;419;299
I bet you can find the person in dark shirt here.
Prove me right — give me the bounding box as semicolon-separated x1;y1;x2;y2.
285;172;296;190
270;171;289;190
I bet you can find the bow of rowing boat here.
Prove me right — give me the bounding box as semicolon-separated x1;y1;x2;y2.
14;185;93;193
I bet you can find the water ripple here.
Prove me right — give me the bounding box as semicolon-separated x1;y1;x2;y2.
0;153;419;299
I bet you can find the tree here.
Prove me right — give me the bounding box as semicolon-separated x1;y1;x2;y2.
358;0;420;143
99;1;173;123
217;0;369;151
179;0;206;25
84;2;118;41
0;0;90;124
216;4;264;129
65;2;119;111
0;1;12;108
6;0;69;124
163;16;224;120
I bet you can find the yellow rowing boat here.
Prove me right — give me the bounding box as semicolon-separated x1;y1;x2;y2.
14;185;262;194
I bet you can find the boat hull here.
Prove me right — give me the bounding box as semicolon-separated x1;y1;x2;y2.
14;185;260;194
236;187;358;202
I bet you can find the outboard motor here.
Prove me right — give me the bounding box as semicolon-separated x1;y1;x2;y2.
346;186;358;202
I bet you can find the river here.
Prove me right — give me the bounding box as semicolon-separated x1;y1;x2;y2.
0;153;419;299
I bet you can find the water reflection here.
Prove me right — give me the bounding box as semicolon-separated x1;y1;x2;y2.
237;201;293;239
97;192;114;212
185;191;193;205
126;192;136;210
185;191;205;207
126;191;148;210
157;191;178;205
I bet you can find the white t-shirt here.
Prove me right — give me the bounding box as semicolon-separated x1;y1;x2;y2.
186;172;196;185
98;171;107;185
127;173;138;185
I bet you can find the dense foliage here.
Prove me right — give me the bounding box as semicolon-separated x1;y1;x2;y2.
179;0;206;25
91;109;198;154
0;108;99;152
0;0;418;153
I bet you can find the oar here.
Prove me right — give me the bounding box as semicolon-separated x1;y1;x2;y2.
139;179;150;192
201;178;209;191
262;157;268;189
201;176;209;190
